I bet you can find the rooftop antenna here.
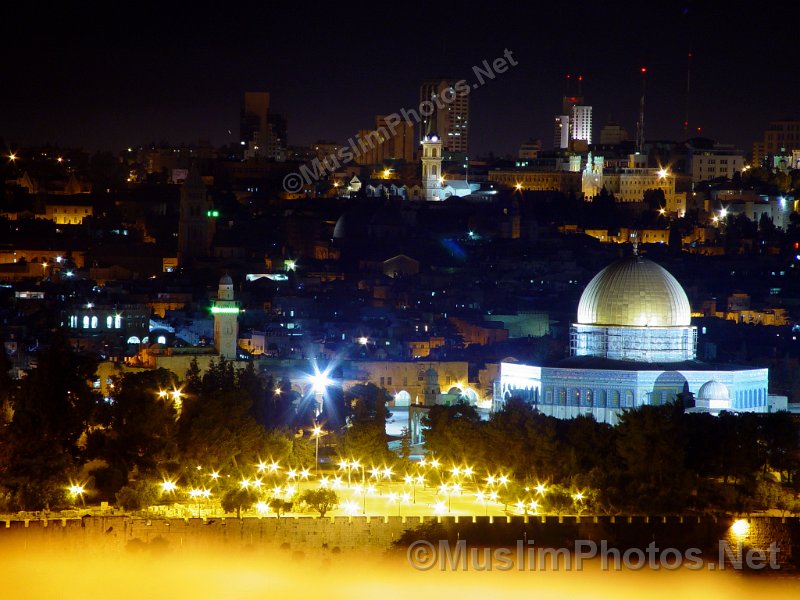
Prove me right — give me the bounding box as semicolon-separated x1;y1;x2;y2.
683;53;692;140
577;74;583;96
636;67;647;153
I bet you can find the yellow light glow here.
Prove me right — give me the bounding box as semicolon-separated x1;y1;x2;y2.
160;481;176;493
433;501;447;515
240;478;250;489
657;168;668;179
255;501;269;514
210;471;219;480
515;183;522;190
731;519;749;537
286;469;298;480
535;483;547;495
68;484;85;496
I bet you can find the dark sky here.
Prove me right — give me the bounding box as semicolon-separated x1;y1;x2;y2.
3;1;798;156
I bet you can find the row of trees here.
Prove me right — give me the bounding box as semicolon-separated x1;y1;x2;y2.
422;397;800;514
0;334;392;511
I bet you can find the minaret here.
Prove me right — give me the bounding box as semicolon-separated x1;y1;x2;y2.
420;98;443;201
212;274;240;359
178;164;212;266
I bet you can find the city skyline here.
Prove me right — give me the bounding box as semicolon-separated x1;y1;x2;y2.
3;3;798;155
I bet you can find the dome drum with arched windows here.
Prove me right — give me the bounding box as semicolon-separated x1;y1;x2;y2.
571;256;697;363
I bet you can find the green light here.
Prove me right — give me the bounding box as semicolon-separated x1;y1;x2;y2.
211;307;240;314
207;210;219;218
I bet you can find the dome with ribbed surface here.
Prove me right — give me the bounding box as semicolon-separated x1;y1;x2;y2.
698;380;729;402
577;256;691;327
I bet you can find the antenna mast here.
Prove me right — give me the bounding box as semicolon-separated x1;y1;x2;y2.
636;67;647;153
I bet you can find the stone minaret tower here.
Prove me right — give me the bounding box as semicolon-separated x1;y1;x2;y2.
420;94;443;201
212;274;239;359
178;165;212;266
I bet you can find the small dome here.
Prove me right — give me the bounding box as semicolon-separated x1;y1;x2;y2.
577;256;691;327
698;380;729;402
219;274;233;286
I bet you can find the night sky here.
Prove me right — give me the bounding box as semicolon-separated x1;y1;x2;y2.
4;1;798;156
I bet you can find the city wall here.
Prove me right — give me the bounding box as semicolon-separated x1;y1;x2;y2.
1;515;798;568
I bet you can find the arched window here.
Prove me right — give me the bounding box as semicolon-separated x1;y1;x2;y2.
558;389;567;406
584;390;593;407
611;391;620;408
597;390;607;408
624;391;634;407
83;316;90;329
106;316;113;329
91;316;98;329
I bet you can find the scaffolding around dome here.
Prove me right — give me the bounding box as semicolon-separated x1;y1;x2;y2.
571;323;698;362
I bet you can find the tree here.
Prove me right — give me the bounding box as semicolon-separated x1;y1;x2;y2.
615;402;692;513
177;359;270;470
0;332;100;510
298;488;338;517
116;479;159;512
221;487;260;518
421;402;486;465
269;497;294;517
87;369;178;499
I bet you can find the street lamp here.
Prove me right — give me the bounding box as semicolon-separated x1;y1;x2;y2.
68;484;86;506
312;424;323;475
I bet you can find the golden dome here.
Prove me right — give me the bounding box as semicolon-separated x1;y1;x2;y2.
577;256;691;327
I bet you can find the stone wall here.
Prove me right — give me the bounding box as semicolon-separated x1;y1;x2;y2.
1;515;798;569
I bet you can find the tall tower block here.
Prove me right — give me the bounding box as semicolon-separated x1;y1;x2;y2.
212;274;240;360
178;165;212;266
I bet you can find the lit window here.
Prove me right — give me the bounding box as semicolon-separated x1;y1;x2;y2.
106;316;113;329
91;316;98;329
83;316;90;329
115;315;121;329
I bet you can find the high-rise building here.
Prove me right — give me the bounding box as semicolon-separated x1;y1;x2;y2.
419;79;469;158
754;119;800;166
177;165;212;266
266;113;287;161
553;95;592;148
356;115;415;165
599;123;630;145
240;92;270;158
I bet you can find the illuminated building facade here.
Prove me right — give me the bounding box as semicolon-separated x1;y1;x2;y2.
494;254;783;424
419;79;469;157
